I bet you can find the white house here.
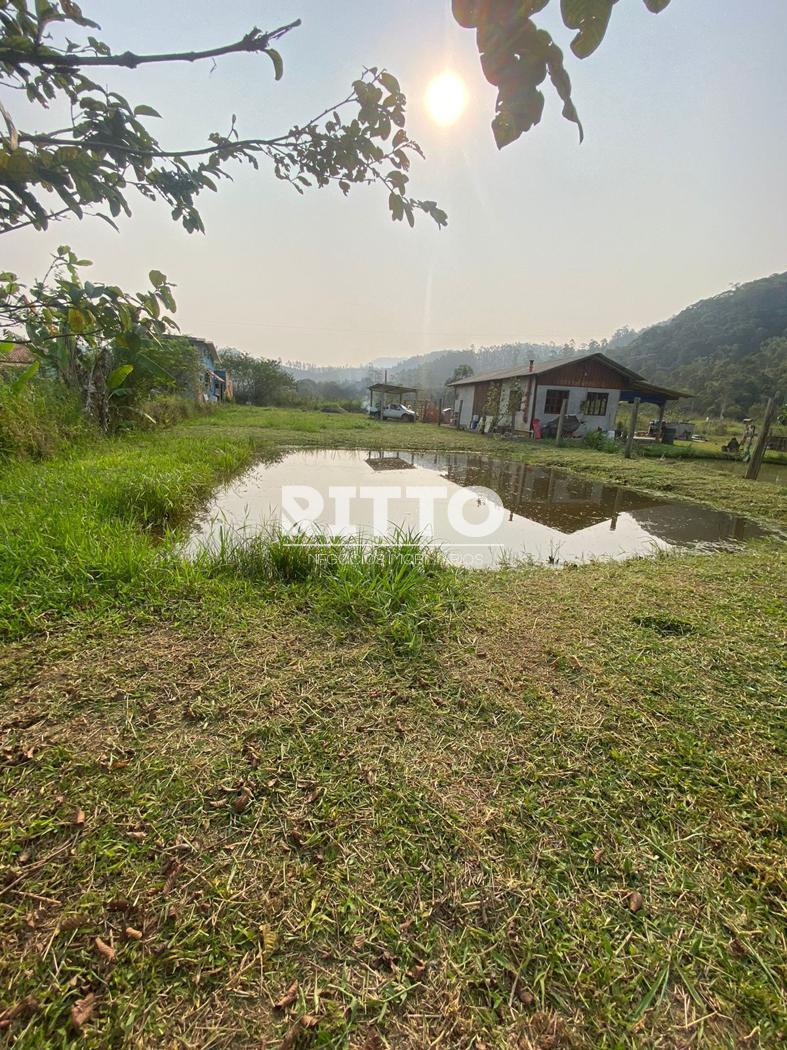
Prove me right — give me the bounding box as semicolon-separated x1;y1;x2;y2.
448;351;685;436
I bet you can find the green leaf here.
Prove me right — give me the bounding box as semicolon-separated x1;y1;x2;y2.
159;286;177;313
10;360;39;393
561;0;616;59
0;341;15;356
67;307;86;333
388;192;405;222
452;0;481;29
545;40;584;142
133;104;162;118
379;71;401;96
266;48;284;81
149;269;166;289
107;364;133;391
643;0;671;10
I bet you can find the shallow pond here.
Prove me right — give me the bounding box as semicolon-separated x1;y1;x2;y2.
188;449;774;568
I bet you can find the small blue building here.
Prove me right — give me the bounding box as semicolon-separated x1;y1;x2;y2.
191;338;230;403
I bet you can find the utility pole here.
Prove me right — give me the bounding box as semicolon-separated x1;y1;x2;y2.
624;398;640;459
745;397;776;481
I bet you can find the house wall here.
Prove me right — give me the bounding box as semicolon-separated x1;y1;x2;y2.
456;388;475;428
500;375;537;431
533;384;620;434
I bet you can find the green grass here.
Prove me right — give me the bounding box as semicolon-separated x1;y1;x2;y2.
1;407;785;1047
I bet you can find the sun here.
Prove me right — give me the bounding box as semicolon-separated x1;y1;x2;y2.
425;71;468;127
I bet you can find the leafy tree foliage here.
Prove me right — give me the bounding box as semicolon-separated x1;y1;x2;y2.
448;364;474;384
0;246;177;427
452;0;672;148
0;1;446;235
219;348;296;407
115;336;202;404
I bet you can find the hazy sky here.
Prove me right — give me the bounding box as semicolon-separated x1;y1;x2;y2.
7;1;787;365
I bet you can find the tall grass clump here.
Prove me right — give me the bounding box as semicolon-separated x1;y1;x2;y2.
206;525;464;654
0;379;92;459
129;395;215;430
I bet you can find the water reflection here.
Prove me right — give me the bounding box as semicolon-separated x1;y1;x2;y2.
188;449;773;568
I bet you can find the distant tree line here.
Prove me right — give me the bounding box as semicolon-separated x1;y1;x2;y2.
219;350;296;406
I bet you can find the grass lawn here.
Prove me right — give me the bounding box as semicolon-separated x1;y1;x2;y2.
1;407;785;1048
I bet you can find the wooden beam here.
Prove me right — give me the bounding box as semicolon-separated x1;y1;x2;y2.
745;397;776;481
555;398;568;447
624;397;640;459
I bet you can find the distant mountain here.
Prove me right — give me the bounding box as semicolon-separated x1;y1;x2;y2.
283;343;570;400
618;272;787;417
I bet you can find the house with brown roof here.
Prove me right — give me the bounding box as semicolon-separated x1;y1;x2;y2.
447;351;687;437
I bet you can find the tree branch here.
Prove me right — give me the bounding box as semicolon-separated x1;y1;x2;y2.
20;131;278;159
0;20;300;70
18;88;360;160
0;205;72;234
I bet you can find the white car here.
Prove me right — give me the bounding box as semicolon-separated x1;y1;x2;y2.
370;402;416;422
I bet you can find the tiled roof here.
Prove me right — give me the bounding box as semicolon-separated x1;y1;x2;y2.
447;351;645;387
1;344;35;366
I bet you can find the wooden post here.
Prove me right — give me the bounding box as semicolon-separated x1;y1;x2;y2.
555;398;568;447
438;397;443;426
656;402;665;443
456;399;463;428
624;398;640;459
745;397;776;481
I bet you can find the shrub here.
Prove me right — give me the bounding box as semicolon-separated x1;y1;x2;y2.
582;429;618;453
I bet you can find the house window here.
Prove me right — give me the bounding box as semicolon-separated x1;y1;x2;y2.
544;389;569;414
583;392;609;416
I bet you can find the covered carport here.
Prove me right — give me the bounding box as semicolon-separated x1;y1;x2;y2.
367;382;417;418
619;380;690;444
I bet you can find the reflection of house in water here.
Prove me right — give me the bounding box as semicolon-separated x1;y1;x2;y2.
414;452;768;549
439;456;659;532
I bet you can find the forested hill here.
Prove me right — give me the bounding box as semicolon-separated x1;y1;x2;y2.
619;272;787;417
284;342;568;400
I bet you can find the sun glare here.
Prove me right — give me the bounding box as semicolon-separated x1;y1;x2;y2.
425;71;468;127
